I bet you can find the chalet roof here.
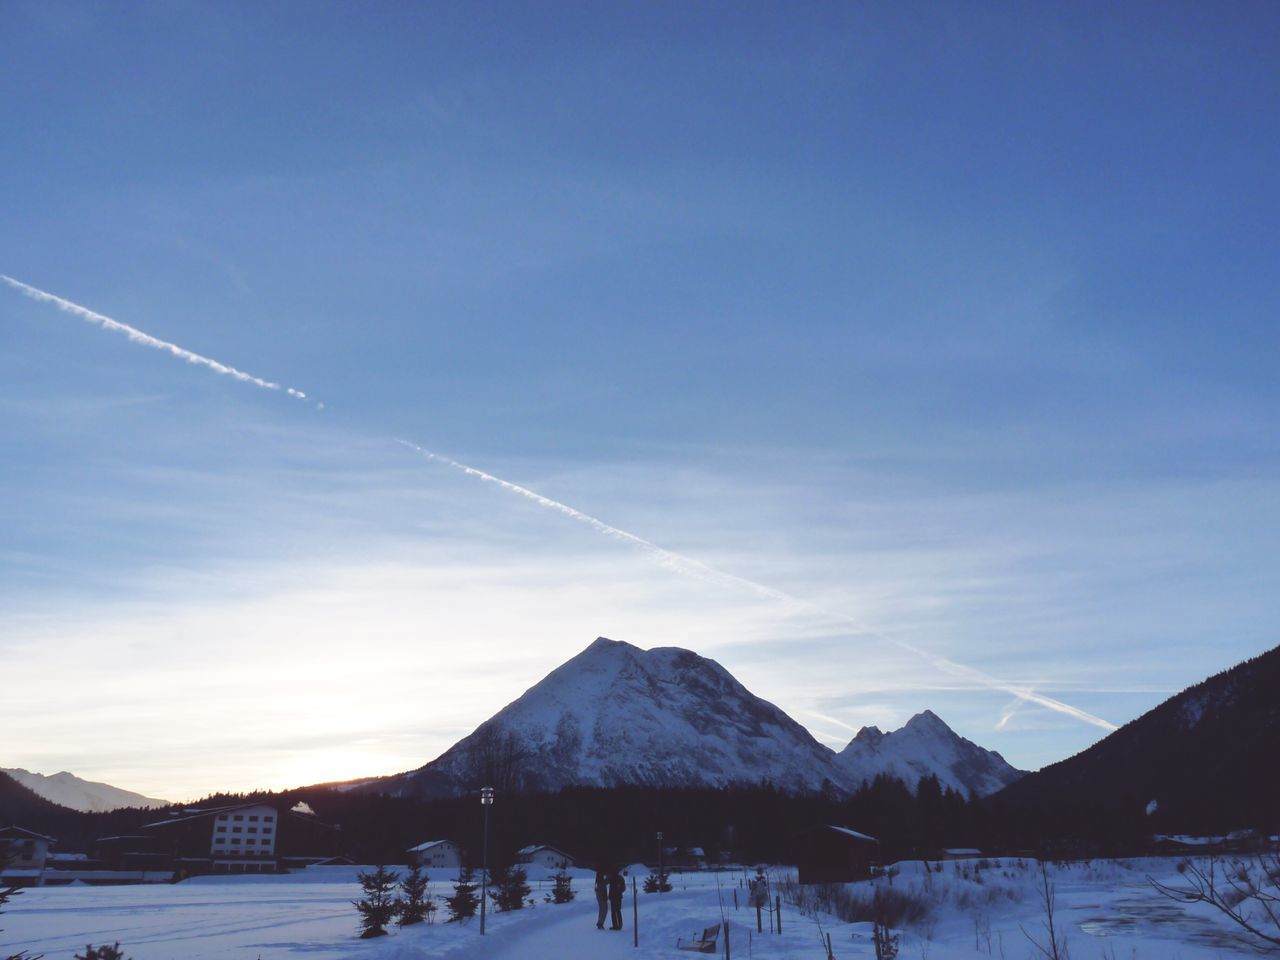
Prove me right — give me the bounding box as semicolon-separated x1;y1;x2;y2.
407;839;457;853
0;825;55;842
517;844;573;858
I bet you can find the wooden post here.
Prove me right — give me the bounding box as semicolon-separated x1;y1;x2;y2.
825;931;833;959
776;894;782;934
756;902;762;933
632;876;638;948
724;919;731;960
733;889;738;910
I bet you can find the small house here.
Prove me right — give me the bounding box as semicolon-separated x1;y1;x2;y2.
516;844;575;872
0;826;54;883
406;839;464;870
794;825;879;884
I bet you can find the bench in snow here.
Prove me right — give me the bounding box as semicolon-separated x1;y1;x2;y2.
677;922;722;953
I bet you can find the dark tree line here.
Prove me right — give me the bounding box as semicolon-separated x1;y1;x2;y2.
13;772;1276;867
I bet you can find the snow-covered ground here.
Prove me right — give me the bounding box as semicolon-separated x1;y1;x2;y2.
2;859;1271;959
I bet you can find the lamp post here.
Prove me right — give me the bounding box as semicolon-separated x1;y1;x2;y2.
480;786;494;935
656;831;664;888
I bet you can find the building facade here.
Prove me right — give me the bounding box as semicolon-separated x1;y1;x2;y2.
406;839;465;870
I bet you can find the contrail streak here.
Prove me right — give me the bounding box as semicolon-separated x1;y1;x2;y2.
395;439;1118;731
1;275;310;400
3;275;1114;732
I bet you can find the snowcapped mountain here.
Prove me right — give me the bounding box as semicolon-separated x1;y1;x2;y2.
368;637;1020;799
388;637;845;797
834;710;1023;798
1;768;169;812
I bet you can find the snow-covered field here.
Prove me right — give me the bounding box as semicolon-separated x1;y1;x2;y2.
3;859;1271;959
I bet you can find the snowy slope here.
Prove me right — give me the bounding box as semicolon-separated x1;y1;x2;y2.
833;710;1023;798
390;637;848;796
2;767;169;812
4;859;1265;960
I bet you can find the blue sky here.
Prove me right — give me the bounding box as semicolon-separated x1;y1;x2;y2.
2;1;1278;800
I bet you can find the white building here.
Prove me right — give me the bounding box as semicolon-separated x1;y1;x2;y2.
208;803;280;862
406;839;464;870
0;826;54;880
516;844;575;872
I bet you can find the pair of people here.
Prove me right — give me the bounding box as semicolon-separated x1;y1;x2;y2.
594;868;625;930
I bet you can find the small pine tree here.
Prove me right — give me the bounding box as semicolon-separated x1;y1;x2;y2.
490;864;531;912
445;867;480;922
353;865;401;939
398;865;431;926
75;946;130;960
545;870;575;904
643;870;672;893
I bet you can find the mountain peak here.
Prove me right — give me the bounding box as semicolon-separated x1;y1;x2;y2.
853;725;885;746
363;639;1023;802
587;635;625;652
389;637;843;796
836;710;1022;798
2;767;169;812
904;709;949;734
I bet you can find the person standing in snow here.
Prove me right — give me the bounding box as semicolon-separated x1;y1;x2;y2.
608;869;625;930
593;869;609;929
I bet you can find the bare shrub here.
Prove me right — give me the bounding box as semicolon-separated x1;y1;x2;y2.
1150;852;1280;951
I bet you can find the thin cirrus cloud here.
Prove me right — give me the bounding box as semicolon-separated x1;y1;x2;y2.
4;274;1115;733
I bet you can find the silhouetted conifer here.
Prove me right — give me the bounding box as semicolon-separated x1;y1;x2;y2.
445;867;480;921
546;870;575;903
398;865;432;926
490;864;530;911
353;864;400;938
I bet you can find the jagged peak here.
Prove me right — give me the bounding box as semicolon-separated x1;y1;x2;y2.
903;709;952;735
852;725;884;746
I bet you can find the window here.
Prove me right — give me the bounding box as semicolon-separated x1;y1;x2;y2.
233;815;244;821
249;815;259;822
216;826;226;833
247;838;256;845
264;815;274;822
233;827;242;833
262;827;272;834
217;814;228;821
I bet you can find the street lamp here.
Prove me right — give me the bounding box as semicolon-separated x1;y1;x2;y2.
656;831;664;889
479;786;494;935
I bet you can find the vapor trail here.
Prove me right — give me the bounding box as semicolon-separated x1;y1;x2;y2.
1;275;310;400
395;440;1118;731
392;439;799;603
3;275;1113;731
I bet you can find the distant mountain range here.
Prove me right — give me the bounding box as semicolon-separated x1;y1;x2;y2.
994;642;1280;832
359;637;1024;800
1;768;168;813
